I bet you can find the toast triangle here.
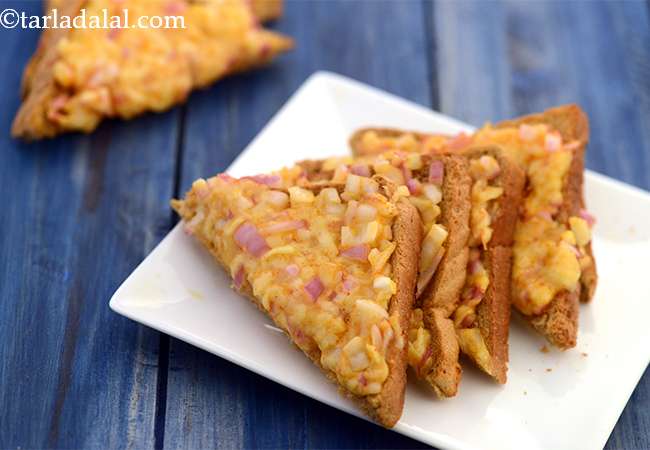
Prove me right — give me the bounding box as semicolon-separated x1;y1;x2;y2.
172;173;420;427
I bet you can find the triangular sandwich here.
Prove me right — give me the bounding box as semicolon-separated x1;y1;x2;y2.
13;0;292;139
172;173;420;427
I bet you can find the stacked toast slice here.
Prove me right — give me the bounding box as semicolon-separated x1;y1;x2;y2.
172;104;596;427
348;104;597;349
295;151;472;397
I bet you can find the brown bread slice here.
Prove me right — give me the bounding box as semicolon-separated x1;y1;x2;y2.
172;175;420;428
296;153;471;397
495;105;596;304
455;147;524;384
20;0;285;99
344;133;527;382
13;0;292;140
348;106;596;350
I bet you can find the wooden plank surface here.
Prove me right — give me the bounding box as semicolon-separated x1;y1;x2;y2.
0;1;177;448
0;1;648;449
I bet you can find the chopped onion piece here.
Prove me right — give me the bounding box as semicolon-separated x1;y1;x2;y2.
342;276;358;292
580;209;596;227
234;222;270;257
285;264;300;277
406;178;422;195
245;174;282;188
233;266;245;289
545;132;562;152
519;124;536;141
447;132;472;150
340;244;370;261
350;164;371;177
305;277;324;300
428;160;444;185
261;220;307;234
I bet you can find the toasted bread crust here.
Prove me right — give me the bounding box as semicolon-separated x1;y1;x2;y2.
419;154;471;317
251;0;284;22
172;180;420;428
13;1;292;140
348;127;435;157
12;0;85;139
495;104;596;304
476;246;512;383
460;147;524;383
425;308;461;397
527;291;578;349
411;154;470;396
376;196;421;425
495;105;595;349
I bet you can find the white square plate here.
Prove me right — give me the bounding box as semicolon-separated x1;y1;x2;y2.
110;72;650;450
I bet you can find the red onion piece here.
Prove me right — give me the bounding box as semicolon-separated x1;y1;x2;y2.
468;259;481;275
545;133;562;152
217;173;235;183
428;160;444;185
447;132;472;150
304;277;324;300
244;174;283;188
519;124;535;141
401;165;413;183
340;244;370;261
262;220;307;234
285;264;300;277
165;1;186;14
406;178;421;195
350;164;371;177
234;222;270;257
580;209;596;227
233;266;245;289
343;276;358;292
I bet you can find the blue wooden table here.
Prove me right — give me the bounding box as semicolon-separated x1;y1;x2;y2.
1;1;649;448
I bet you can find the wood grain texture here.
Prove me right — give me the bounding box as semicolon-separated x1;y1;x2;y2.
429;1;650;449
0;2;177;448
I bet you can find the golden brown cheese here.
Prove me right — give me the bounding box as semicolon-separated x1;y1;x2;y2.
306;150;449;382
407;308;433;378
452;155;502;370
176;174;403;397
473;124;593;316
17;0;291;137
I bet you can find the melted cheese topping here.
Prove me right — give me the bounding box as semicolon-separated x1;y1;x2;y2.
310;150;448;381
46;0;288;133
473;124;593;316
356;130;449;156
177;175;403;397
452;155;502;370
407;308;433;378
